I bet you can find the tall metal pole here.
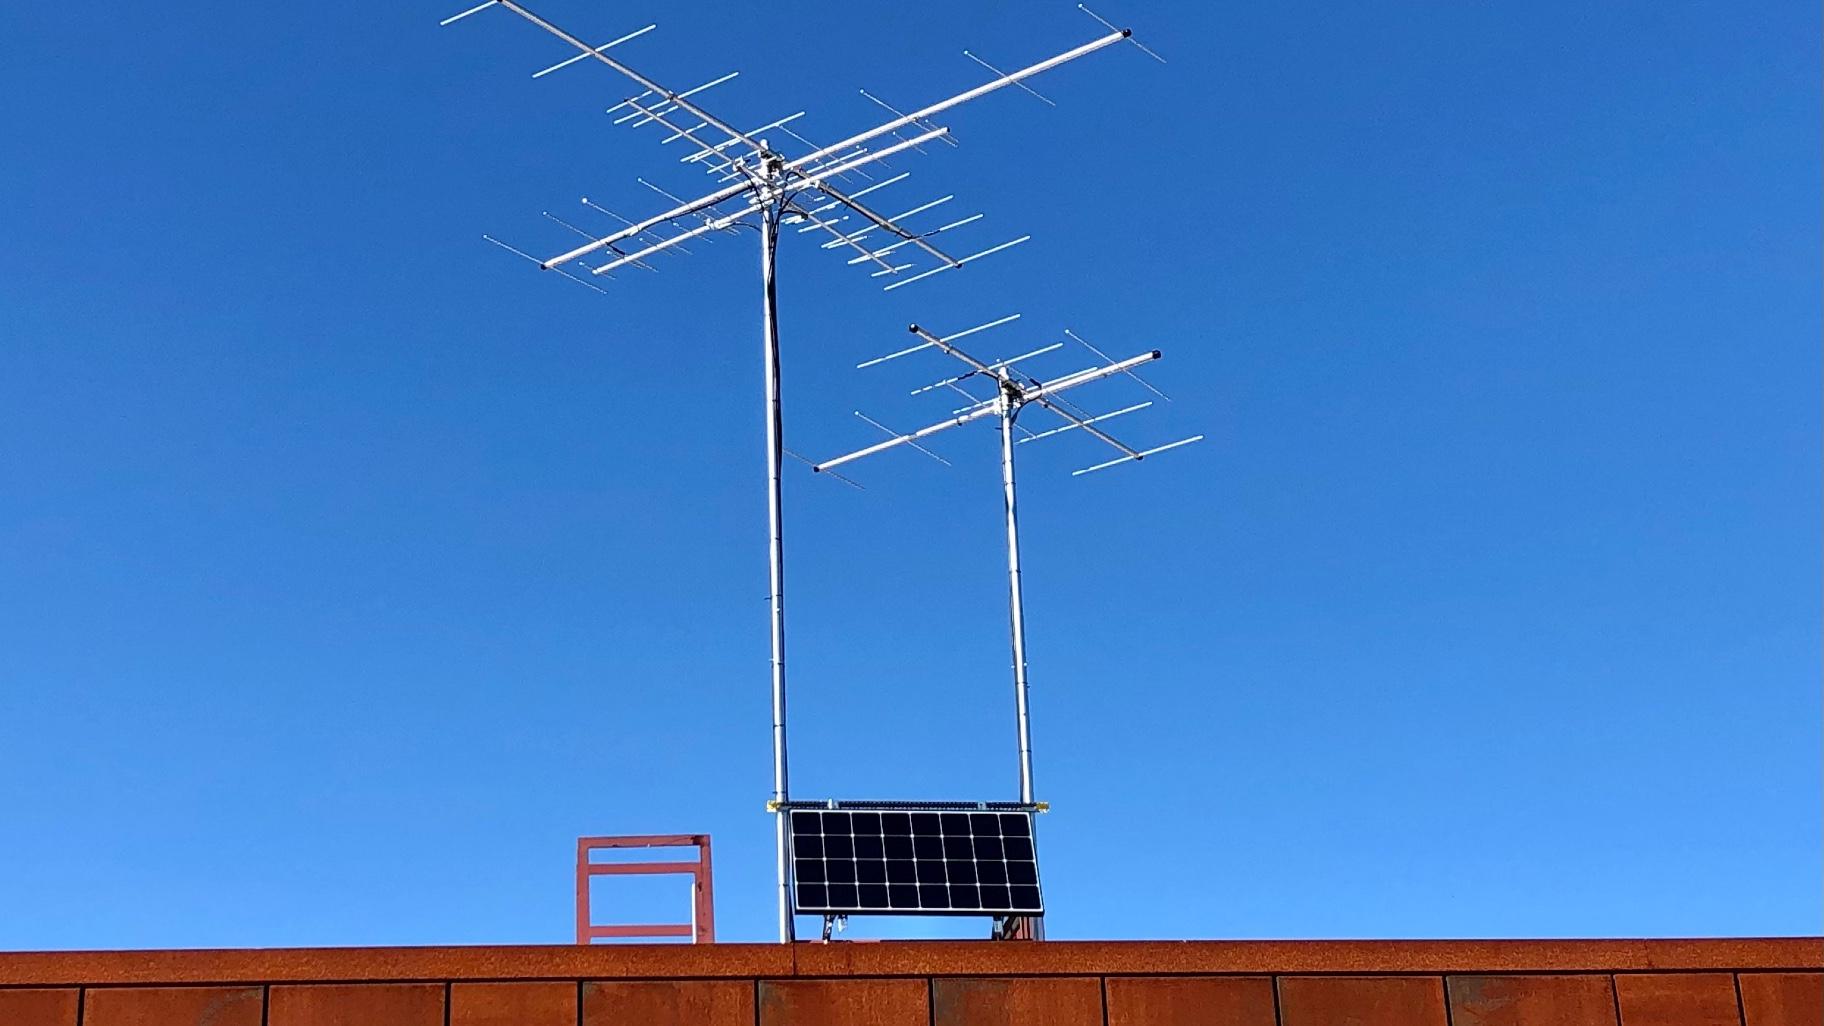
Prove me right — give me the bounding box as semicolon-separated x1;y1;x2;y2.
759;189;795;943
999;389;1035;805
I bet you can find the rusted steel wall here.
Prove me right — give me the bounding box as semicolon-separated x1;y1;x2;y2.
0;939;1816;1026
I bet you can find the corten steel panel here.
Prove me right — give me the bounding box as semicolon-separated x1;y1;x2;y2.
1739;974;1824;1026
0;988;79;1026
0;940;1817;986
0;943;793;987
584;980;754;1026
931;977;1102;1026
759;979;929;1026
1449;975;1619;1026
84;986;264;1026
1279;976;1450;1026
1105;976;1277;1026
786;939;1824;981
267;983;444;1026
452;982;577;1026
1614;973;1742;1026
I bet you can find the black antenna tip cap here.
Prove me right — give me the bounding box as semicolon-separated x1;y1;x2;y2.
1121;28;1133;37
907;323;921;333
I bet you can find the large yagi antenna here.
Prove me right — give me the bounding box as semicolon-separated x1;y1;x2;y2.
444;0;1159;943
448;0;1137;286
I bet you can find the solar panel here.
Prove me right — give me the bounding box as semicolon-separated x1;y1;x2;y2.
788;806;1043;917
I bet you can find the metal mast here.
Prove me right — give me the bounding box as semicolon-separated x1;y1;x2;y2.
757;195;791;939
446;0;1159;942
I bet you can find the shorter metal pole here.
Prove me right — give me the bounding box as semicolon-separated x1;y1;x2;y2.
1000;391;1035;805
1001;388;1044;941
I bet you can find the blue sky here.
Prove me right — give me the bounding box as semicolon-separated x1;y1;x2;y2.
1;1;1817;948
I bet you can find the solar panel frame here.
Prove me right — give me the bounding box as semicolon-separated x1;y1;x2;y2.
788;806;1043;917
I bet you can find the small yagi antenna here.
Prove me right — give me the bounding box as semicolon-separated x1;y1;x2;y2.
817;320;1198;476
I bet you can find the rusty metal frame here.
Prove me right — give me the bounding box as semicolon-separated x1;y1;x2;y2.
575;834;715;944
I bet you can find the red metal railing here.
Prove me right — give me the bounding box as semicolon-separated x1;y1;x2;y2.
574;834;715;944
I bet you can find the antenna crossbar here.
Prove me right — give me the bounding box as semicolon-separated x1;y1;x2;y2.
542;178;752;268
1025;350;1161;401
847;213;983;263
1073;434;1204;476
614;72;741;129
820;195;954;250
684;112;808;164
860;314;1021;368
439;1;498;27
910;342;1063;396
882;236;1030;291
1018;401;1152;443
814;401;1000;473
803;180;960;270
906;322;999;375
962;49;1058;107
1028;395;1142;458
622;97;741;175
786;28;1131;173
859;88;959;148
799;172;910;217
785;201;900;274
493;0;761;155
637;178;741;233
855;411;953;466
588;196;768;274
580;198;680;265
531;24;655;79
789;129;949;191
1065;328;1171;401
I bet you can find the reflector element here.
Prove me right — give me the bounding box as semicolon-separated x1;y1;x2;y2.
789;807;1042;916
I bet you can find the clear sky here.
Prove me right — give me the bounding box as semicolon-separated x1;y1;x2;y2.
1;1;1817;949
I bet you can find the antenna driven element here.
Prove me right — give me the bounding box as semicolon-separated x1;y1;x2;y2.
446;0;1160;944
